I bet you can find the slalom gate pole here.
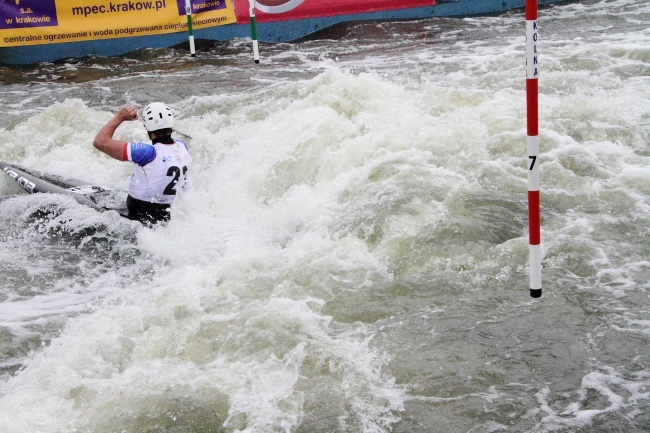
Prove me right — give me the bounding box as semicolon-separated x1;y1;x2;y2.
526;0;541;298
249;0;260;63
185;0;196;57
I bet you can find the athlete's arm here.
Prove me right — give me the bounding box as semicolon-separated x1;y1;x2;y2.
93;106;138;161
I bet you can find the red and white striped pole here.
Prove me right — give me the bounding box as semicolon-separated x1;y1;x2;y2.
526;0;542;298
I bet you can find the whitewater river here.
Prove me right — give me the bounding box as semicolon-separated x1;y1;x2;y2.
0;0;648;431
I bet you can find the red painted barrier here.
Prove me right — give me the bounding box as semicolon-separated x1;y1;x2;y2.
234;0;436;23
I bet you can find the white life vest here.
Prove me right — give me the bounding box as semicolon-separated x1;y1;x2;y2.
126;140;192;204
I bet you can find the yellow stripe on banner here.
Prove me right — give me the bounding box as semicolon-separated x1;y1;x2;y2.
0;0;236;47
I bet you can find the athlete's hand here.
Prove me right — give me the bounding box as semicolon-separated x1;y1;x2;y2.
117;105;138;122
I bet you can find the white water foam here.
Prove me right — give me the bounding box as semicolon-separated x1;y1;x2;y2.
1;1;649;431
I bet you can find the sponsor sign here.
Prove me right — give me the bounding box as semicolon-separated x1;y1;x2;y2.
0;0;236;47
234;0;435;23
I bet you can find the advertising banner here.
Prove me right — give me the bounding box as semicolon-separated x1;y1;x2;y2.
234;0;435;23
0;0;236;47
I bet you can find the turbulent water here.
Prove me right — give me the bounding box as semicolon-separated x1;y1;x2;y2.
0;0;649;431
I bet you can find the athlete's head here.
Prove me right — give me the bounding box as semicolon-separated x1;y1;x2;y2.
141;102;174;136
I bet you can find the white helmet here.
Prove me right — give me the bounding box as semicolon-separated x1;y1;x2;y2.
141;102;174;132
